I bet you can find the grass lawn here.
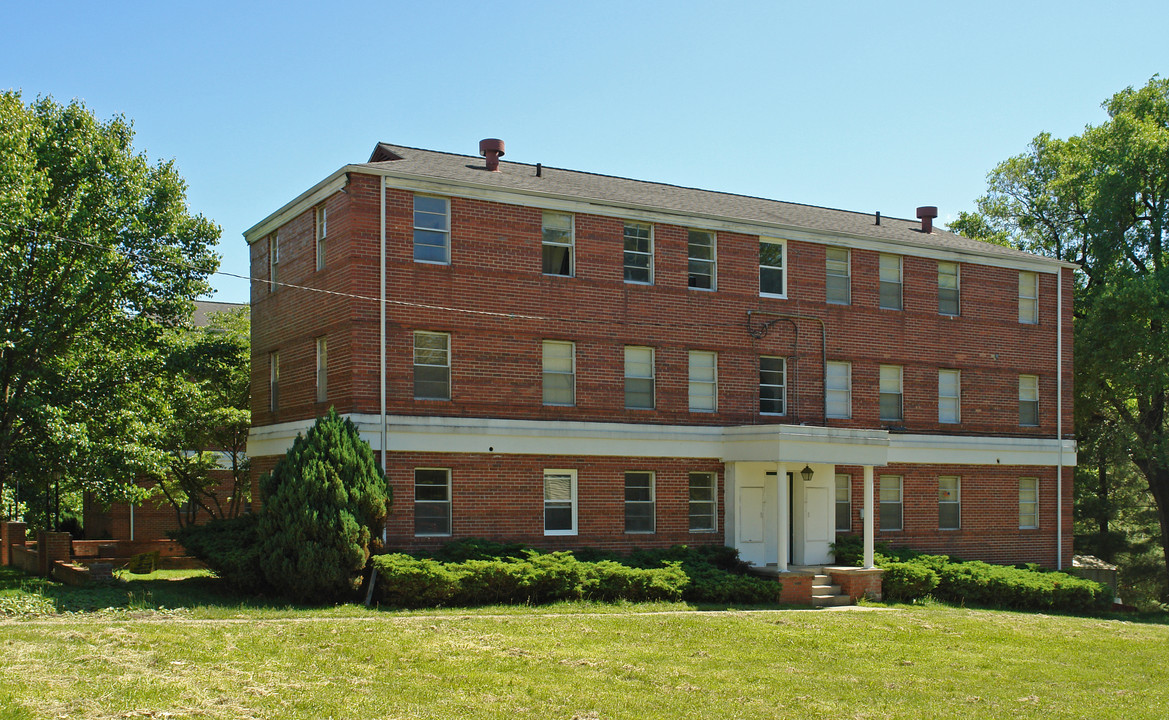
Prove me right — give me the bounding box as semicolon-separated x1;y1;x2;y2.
1;567;1167;719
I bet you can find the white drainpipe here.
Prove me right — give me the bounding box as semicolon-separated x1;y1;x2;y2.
380;176;388;544
1056;270;1064;570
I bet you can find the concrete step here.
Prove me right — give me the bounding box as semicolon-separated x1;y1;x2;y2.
811;593;853;607
812;583;842;595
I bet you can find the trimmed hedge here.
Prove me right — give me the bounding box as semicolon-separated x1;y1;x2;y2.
881;562;939;603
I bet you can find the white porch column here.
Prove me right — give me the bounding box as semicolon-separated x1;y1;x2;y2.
863;465;875;569
776;462;788;572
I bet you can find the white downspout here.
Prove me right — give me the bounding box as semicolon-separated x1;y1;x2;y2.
380;176;388;544
863;466;875;569
129;503;134;542
1056;270;1064;570
776;462;788;572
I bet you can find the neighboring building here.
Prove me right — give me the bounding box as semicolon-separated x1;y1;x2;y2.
244;140;1076;570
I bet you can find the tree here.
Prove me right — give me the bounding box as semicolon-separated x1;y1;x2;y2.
257;409;391;603
0;92;219;521
951;76;1169;598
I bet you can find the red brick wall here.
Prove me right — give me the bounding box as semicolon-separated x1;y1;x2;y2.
83;471;245;541
250;177;1073;438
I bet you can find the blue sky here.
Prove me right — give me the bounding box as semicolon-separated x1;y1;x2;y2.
3;1;1166;304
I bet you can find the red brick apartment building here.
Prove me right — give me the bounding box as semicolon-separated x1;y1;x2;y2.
245;140;1075;571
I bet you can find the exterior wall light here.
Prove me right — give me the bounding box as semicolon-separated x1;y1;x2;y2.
800;465;814;482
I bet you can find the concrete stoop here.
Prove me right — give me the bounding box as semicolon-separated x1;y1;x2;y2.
811;573;852;607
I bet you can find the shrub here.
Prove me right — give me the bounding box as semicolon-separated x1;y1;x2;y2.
258;409;391;603
372;554;458;608
583;560;688;602
431;537;528;563
932;561;1112;611
881;561;939;602
176;514;266;594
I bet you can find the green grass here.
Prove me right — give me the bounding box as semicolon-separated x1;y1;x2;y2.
1;566;1168;719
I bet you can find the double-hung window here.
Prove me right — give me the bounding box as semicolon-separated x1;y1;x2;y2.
880;475;903;531
688;350;717;412
413;195;450;263
544;469;577;535
269;351;279;412
835;474;851;532
315;336;327;403
414;468;451;536
413;331;451;400
938;261;959;315
542;340;575;406
624;346;655;409
1019;374;1039;426
624;471;655;533
1019;478;1039;529
315;205;327;271
759;356;786;415
826;361;851;419
687;230;716;289
879;364;903;422
689;472;716;532
1019;271;1039;324
759;239;785;296
938;369;960;424
542;211;574;276
938;476;960;530
268;234;279;292
879;254;903;310
623;222;652;283
825;247;850;304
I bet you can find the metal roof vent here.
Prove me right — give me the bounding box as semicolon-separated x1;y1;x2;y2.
916;206;938;234
479;138;505;171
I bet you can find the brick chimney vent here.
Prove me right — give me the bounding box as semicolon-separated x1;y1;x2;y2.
479;138;505;171
916;206;938;234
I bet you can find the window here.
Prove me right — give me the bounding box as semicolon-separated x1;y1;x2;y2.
938;261;959;315
1019;374;1039;426
413;195;450;263
542;211;573;276
835;474;851;532
414;468;451;536
880;475;902;531
623;222;652;283
542;340;575;406
688;350;717;412
825;247;851;304
269;351;279;412
1019;477;1039;529
939;476;960;530
879;365;903;422
624;346;655;409
315;205;327;271
938;369;960;424
689;472;717;532
268;234;279;292
759;239;785;296
315;336;327;403
759;356;786;415
879;254;902;310
625;471;655;533
1019;271;1039;324
544;469;577;535
687;229;716;289
826;361;851;419
413;331;450;400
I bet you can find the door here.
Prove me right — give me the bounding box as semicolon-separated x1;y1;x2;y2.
737;486;765;566
802;485;832;565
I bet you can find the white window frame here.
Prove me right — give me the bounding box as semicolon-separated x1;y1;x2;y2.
687;229;716;290
759;356;786;415
1019;477;1039;529
1019;271;1039;324
1019;374;1039;427
414;468;452;537
826;361;851;419
624;345;655;410
835;473;851;532
759;238;787;298
315;336;327;403
268;234;279;292
879;253;903;310
623;221;653;284
413;331;451;401
825;246;851;305
544;469;578;536
542;340;575;406
688;350;717;413
938;369;960;424
688;471;717;532
879;364;903;422
939;475;960;530
879;474;903;531
413;195;450;264
269;351;279;412
624;471;656;534
542;211;574;277
938;261;959;316
315;205;327;271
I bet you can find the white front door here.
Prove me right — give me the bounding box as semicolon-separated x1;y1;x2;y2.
801;485;833;565
737;486;765;566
